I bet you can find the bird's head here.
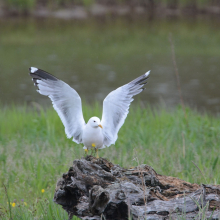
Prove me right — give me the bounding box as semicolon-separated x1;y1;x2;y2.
88;117;103;129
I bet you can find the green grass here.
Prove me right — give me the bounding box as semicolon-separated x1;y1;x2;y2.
0;103;220;219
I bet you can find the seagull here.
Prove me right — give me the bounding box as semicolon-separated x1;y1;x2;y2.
29;67;150;158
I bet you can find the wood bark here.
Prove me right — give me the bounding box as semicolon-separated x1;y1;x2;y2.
54;156;220;220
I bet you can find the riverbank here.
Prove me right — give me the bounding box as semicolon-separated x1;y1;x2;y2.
1;1;220;19
1;18;220;114
0;104;219;218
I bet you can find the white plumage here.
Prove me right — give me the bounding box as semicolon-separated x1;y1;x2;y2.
29;67;150;152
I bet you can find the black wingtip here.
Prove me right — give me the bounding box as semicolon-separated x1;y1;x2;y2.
140;82;148;86
29;67;58;81
135;76;148;86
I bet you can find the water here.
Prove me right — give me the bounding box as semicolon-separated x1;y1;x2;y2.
0;18;220;114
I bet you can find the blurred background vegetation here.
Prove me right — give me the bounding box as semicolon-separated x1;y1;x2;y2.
1;0;220;15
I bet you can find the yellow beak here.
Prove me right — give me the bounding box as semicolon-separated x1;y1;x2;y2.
98;124;103;129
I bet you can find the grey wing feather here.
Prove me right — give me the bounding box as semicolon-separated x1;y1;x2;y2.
101;71;150;147
29;67;85;144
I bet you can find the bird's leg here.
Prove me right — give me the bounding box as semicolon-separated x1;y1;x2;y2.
95;148;99;159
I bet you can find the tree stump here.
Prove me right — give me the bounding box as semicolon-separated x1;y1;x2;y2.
53;156;220;220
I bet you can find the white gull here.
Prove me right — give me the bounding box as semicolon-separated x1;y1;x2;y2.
29;67;150;157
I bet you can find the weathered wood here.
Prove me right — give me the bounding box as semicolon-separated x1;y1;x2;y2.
53;156;220;220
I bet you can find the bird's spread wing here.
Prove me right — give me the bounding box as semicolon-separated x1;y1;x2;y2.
101;71;150;147
29;67;85;144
